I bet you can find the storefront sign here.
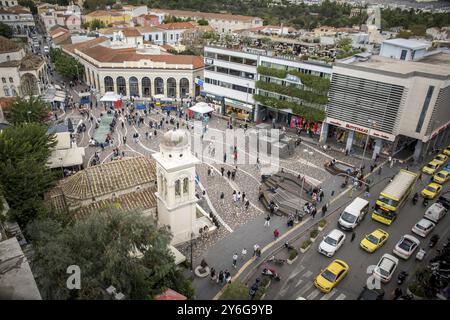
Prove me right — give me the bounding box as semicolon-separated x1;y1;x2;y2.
426;121;450;142
224;98;254;112
195;78;204;86
326;117;396;142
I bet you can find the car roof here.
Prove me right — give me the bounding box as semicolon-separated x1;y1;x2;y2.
327;229;345;239
327;260;348;274
372;229;388;238
379;254;398;268
428;182;441;188
427;160;440;165
417;218;435;227
437;170;449;175
402;234;420;244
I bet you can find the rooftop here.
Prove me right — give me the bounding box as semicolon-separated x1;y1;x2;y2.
0;237;42;300
0;36;21;54
341;50;450;78
382;38;430;50
0;5;31;15
158;22;195;30
151;8;261;22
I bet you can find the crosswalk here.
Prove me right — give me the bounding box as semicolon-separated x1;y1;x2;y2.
276;265;348;300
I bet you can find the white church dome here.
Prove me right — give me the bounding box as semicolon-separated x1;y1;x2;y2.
161;129;190;149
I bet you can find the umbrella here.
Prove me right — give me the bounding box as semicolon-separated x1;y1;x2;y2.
136;103;146;110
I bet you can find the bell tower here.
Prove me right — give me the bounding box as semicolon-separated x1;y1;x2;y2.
152;129;200;245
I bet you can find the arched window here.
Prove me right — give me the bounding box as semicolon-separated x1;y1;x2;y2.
117;76;126;95
155;77;164;95
129;77;139;97
183;177;189;195
180;78;189;98
167;77;176;98
104;76;113;92
175;179;181;196
1;77;6;84
142;77;151;97
163;177;167;197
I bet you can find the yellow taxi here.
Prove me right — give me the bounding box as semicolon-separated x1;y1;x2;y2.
434;154;448;166
422;160;441;175
433;170;450;184
443;146;450;156
360;229;389;253
421;182;443;199
314;259;349;293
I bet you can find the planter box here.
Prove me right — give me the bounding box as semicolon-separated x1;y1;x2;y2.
264;280;271;289
287;255;298;264
318;224;327;231
300;245;311;253
310;236;318;242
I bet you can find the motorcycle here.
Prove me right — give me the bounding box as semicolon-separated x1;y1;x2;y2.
262;268;281;281
423;198;429;207
397;271;408;285
268;256;286;265
429;234;440;248
412;193;419;205
284;241;294;251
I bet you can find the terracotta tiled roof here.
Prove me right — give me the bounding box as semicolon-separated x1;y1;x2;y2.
0;5;31;15
74;188;157;219
137;26;163;33
0;36;21;54
58;156;156;201
158;22;195;30
50;26;70;37
19;54;45;71
62;36;109;53
151;9;261;22
100;27;142;37
85;9;125;17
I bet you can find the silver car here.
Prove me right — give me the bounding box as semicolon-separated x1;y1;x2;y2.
373;253;399;283
393;235;420;259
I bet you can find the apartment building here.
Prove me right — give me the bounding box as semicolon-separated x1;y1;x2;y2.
150;9;263;34
0;5;35;35
323;39;450;161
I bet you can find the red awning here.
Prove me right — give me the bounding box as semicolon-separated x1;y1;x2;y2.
155;289;187;300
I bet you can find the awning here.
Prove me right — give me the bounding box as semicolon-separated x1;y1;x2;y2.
100;92;121;102
189;102;214;114
153;94;165;100
47;147;85;168
224;98;254;112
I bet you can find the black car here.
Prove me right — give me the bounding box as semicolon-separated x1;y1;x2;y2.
437;193;450;210
357;286;385;300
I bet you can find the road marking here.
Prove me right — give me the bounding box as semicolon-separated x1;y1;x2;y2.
320;289;337;300
288;265;305;282
306;289;321;300
294;279;304;288
303;270;313;279
277;282;291;298
335;293;346;300
294;282;315;298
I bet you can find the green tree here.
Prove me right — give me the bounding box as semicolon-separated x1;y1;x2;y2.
90;19;106;30
0;22;13;38
220;281;250;300
197;18;209;26
7;96;51;125
18;0;37;14
0;124;57;228
50;48;85;81
27;209;195;300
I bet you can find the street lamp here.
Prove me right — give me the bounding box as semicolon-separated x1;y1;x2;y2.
360;119;377;170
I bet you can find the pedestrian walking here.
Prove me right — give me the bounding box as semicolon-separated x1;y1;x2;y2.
321;203;328;218
207;167;211;176
232;253;238;268
242;192;246;203
221;167;225;176
218;270;224;284
364;184;371;198
227;170;231;179
264;214;271;227
378;166;382;175
311;206;317;219
351;231;356;242
241;248;247;261
255;248;261;259
237;191;241;202
245;199;250;210
253;244;260;256
232;190;237;202
273;229;280;239
210;268;216;282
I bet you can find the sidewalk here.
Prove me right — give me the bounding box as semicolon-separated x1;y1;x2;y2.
189;154;401;299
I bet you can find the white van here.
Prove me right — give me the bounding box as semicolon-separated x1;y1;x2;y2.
338;197;370;231
424;203;447;223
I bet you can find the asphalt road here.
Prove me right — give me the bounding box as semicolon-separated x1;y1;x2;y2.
265;159;450;300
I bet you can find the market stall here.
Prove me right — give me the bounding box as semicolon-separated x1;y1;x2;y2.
188;102;214;120
100;92;121;109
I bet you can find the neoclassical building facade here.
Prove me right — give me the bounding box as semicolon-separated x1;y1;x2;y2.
62;34;204;99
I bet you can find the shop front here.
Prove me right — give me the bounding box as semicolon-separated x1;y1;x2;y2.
224;98;254;122
200;91;224;114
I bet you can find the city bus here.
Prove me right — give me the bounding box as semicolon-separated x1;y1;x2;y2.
372;169;418;225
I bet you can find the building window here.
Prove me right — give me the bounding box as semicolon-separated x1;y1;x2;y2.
9;77;13;83
217;54;229;61
244;58;257;66
183;177;189;195
400;49;407;60
104;76;114;91
116;76;126;95
1;77;5;84
155;77;164;95
129;76;139;96
167;77;176;98
142;77;151;97
155;34;159;41
170;34;173;40
3;86;10;96
175;179;181;196
415;85;435;133
230;56;243;64
180;78;189;98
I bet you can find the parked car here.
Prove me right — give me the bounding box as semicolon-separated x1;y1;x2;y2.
433;170;450;184
421;182;443;199
393;235;420;259
360;229;389;253
422;160;441;175
373;253;399;283
444;145;450;156
437;194;450;210
424;202;447;222
412;218;436;238
318;229;346;257
314;259;349;293
433;153;448;166
357;286;385;300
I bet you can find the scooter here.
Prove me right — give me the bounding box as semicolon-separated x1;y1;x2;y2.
262;268;281;281
429;234;440;248
268;256;286;265
284;242;294;251
397;271;408;285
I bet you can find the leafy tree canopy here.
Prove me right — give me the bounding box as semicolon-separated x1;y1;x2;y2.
0;22;13;38
7;96;51;125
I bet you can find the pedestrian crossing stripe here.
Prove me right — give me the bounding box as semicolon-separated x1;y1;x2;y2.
320;289;337;300
294;279;304;288
294;282;315;298
306;289;321;300
336;293;346;300
303;270;313;278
